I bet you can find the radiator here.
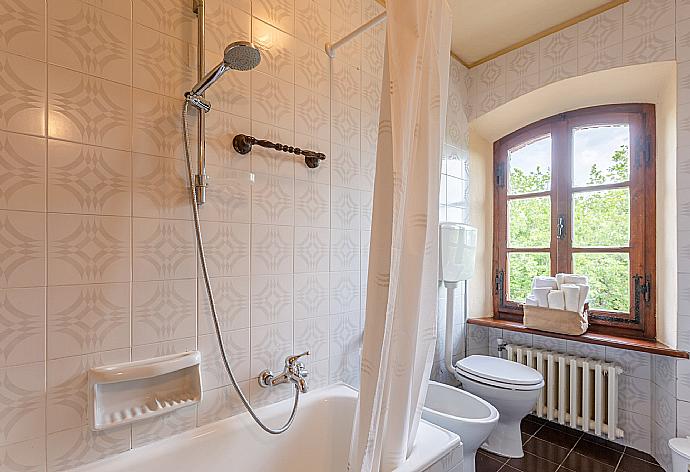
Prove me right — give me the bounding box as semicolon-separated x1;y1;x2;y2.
505;344;624;440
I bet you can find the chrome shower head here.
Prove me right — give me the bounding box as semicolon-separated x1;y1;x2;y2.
187;41;261;102
223;41;261;71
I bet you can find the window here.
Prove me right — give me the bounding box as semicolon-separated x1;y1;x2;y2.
493;104;656;339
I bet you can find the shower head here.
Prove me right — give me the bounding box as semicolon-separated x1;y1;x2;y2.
187;41;261;101
223;41;261;71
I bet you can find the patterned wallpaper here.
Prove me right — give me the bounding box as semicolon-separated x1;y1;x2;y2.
0;0;387;470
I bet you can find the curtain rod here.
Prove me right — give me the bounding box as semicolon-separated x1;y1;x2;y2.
325;11;387;58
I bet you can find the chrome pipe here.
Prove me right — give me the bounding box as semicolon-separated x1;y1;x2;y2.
194;0;207;205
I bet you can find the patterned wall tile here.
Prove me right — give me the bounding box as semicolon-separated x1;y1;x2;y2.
132;89;184;159
680;0;690;23
331;186;360;229
329;350;359;387
250;274;293;326
678;400;690;437
623;0;675;40
330;271;360;314
201;221;250;277
0;210;45;289
251;71;295;130
579;6;623;58
0;437;46;472
623;25;675;65
333;61;361;109
295;40;330;98
653;381;677;434
47;214;130;286
295;317;328;360
133;154;190;220
250;321;292;374
330;311;359;358
294;0;329;48
0;287;44;368
294;272;329;319
0;51;46;136
47;349;129;434
505;43;539;83
331;144;360;189
48;0;131;85
205;114;252;171
197;382;247;427
295;86;330;141
48;66;131;150
0;131;45;212
679;18;690;63
47;425;131;472
251;173;294;225
330;229;359;272
331;100;360;148
606;347;650;380
0;0;45;61
294;226;329;273
199;329;250;390
294;180;330;227
618;409;651;453
253;17;295;83
133;218;197;281
133;0;196;43
198;276;250;334
132;279;196;346
253;0;294;36
539;25;578;70
47;283;130;359
619;374;652;416
132;337;195;360
133;24;196;99
578;43;622;75
651;421;673;471
205;0;251;55
199;167;252;223
0;363;45;447
48;140;130;216
251;224;293;274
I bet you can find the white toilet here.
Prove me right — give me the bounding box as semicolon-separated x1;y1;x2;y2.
669;437;690;472
454;355;544;458
423;381;499;472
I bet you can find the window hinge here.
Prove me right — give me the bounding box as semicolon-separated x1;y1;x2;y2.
638;135;652;168
495;163;506;188
495;269;505;306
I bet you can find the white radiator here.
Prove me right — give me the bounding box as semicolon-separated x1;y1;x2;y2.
505;344;624;440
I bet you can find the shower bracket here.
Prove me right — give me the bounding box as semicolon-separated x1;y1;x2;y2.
185;92;211;113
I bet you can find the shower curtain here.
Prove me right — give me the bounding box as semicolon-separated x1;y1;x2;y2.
347;0;452;471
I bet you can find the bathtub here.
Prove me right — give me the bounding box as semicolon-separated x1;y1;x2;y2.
71;383;462;472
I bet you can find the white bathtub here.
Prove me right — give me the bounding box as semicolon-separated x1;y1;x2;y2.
72;383;462;472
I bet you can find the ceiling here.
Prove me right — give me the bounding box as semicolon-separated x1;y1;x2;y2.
450;0;617;66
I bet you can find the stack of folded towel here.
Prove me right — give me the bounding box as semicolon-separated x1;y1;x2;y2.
525;274;590;313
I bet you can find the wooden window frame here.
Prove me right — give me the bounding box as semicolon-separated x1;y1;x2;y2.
492;104;656;340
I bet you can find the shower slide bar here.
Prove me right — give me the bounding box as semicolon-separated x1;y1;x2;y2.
325;11;387;58
232;134;326;168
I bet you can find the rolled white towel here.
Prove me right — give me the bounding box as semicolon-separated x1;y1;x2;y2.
547;290;565;310
532;287;551;307
577;284;590;312
532;276;558;290
562;284;580;312
525;295;538;306
563;274;588;286
556;273;566;289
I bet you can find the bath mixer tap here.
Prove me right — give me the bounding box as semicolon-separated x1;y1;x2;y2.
258;351;310;393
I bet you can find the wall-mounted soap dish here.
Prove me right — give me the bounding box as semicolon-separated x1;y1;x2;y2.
88;351;202;431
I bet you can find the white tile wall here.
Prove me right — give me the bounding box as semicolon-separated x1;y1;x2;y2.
0;0;386;470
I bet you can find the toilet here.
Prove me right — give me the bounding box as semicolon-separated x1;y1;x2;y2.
669;437;690;472
423;381;499;472
454;355;544;458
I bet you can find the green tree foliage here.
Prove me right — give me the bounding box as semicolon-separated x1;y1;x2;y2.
508;145;630;312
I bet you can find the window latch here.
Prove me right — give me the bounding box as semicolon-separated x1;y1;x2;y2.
633;274;651;321
557;215;566;240
495;269;505;306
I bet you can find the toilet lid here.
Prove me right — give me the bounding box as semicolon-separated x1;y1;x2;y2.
455;355;543;386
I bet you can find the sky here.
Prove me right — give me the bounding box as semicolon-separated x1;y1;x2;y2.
508;125;629;188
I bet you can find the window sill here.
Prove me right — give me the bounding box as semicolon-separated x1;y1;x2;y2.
467;317;688;358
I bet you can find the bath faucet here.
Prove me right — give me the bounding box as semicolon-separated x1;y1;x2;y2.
258;351;310;393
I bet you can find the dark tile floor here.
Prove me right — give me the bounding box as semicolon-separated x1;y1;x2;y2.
476;415;665;472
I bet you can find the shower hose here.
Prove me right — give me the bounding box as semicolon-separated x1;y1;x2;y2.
182;100;300;434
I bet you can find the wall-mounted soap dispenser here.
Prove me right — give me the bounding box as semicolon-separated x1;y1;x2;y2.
439;222;477;373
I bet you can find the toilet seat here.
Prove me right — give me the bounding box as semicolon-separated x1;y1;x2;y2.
455;355;544;391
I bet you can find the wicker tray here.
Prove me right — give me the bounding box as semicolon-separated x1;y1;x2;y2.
523;305;588;336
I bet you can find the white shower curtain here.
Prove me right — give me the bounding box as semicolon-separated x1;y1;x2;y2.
347;1;452;471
